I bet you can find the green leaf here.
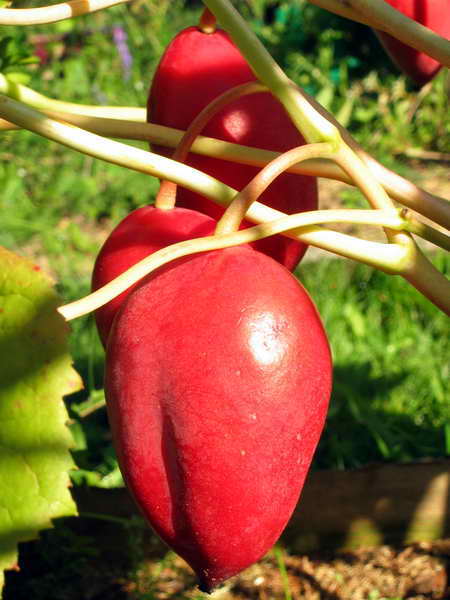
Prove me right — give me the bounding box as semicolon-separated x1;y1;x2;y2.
0;247;82;594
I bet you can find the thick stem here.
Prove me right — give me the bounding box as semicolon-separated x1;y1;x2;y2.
306;0;450;67
0;0;131;25
405;215;450;252
4;98;449;230
0;74;144;120
204;0;339;144
401;243;450;316
215;143;334;234
2;76;448;228
58;208;409;321
0;93;236;207
154;80;266;209
1;93;404;262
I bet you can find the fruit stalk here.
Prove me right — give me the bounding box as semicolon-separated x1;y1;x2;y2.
215;143;334;235
59;208;414;322
0;0;131;25
305;0;450;67
203;0;339;144
154;80;267;211
2;78;448;230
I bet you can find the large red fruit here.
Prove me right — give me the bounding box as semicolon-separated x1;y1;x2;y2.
91;206;216;345
374;0;450;86
105;244;332;591
147;26;318;271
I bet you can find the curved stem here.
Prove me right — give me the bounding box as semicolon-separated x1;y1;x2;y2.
4;98;449;230
215;143;334;234
0;74;144;121
306;0;450;67
333;144;412;251
204;0;418;250
154;80;266;209
2;92;404;264
335;145;394;211
58;208;410;321
0;93;236;207
404;215;450;252
2;76;448;229
204;0;339;144
0;0;131;25
400;242;450;316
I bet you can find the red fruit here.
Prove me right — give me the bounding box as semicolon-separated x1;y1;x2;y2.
91;206;216;345
105;244;332;591
374;0;450;86
147;26;318;271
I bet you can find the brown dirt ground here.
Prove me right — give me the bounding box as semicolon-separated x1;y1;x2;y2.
123;540;450;600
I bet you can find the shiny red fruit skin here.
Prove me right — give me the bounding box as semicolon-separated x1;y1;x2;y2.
147;26;318;271
105;245;332;591
375;0;450;86
91;206;216;345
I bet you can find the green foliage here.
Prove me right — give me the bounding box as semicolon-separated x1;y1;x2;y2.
298;252;450;470
0;32;37;74
0;247;82;593
246;0;450;154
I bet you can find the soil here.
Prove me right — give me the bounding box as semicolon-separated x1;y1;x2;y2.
117;541;449;600
5;524;450;600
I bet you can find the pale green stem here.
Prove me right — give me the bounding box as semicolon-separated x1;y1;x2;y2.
358;150;450;230
405;215;450;252
215;143;334;234
1;93;410;264
203;0;339;144
3;98;449;230
0;0;131;24
306;0;450;68
204;0;419;250
58;208;410;321
400;243;450;316
0;74;144;121
0;93;236;207
1;74;448;228
154;80;267;209
335;145;394;211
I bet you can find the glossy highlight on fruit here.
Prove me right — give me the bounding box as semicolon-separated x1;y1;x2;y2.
105;245;332;591
374;0;450;86
147;26;318;271
91;205;216;345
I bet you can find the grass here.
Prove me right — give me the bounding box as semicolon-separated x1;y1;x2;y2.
1;0;449;475
298;252;449;469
